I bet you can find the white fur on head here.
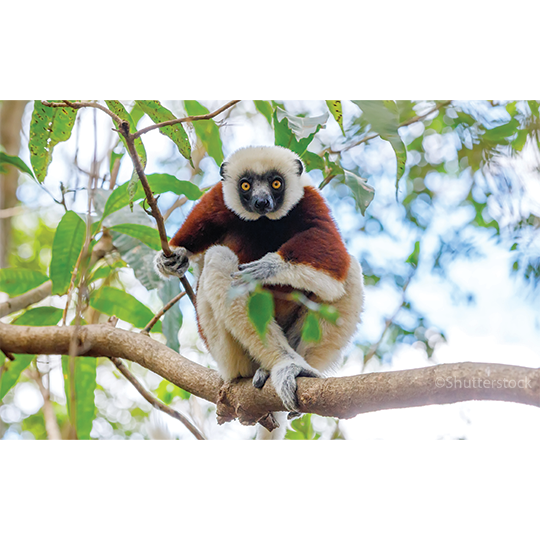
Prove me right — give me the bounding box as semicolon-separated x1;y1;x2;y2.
221;146;312;221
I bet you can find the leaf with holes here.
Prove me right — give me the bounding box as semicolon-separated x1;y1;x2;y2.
0;268;49;297
136;100;191;162
89;286;161;331
247;288;274;341
326;100;345;135
184;100;224;164
28;101;78;182
50;211;86;295
104;100;147;169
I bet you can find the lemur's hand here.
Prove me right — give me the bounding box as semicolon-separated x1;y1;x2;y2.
231;253;282;283
155;247;190;278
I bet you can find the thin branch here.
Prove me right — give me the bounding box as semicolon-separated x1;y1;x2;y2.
142;290;186;334
332;100;454;154
109;356;205;440
118;121;197;306
0;281;52;318
25;367;62;440
41;100;123;127
163;195;188;221
363;274;413;365
132;100;241;139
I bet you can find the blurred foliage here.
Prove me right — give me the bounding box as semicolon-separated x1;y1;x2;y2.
1;99;539;440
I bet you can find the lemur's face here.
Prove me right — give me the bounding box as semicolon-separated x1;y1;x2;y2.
237;169;286;216
221;146;310;221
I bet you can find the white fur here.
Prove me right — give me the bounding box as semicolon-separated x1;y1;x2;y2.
255;253;347;303
221;146;312;221
196;245;364;403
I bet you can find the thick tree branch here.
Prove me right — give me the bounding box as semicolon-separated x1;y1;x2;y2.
1;322;540;429
0;281;52;318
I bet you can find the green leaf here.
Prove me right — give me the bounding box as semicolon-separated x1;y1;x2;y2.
145;173;204;200
301;311;322;343
318;304;340;325
156;379;190;404
136;100;191;162
158;279;183;352
0;355;34;401
302;151;325;173
351;100;407;183
406;240;421;268
62;355;97;440
50;211;86;295
254;100;274;124
274;109;326;157
28;101;78;182
102;173;203;220
104;100;147;168
482;118;519;143
127;171;139;211
247;289;274;341
11;306;63;327
89;286;161;331
183;100;224;164
339;170;375;215
0;268;49;297
285;414;320;440
326;100;345;135
0;151;35;179
108;224;162;251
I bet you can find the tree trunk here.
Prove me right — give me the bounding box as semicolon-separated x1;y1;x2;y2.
0;100;28;268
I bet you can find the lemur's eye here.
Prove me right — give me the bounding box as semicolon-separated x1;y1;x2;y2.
272;178;282;190
241;181;251;191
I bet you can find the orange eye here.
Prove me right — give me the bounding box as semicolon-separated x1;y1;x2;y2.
272;179;282;189
241;182;251;191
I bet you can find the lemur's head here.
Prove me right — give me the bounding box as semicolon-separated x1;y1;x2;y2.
220;146;312;221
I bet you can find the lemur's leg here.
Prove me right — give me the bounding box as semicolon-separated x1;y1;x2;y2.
294;257;364;373
199;245;320;412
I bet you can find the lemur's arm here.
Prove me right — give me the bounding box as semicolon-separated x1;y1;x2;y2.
232;190;351;302
156;184;232;278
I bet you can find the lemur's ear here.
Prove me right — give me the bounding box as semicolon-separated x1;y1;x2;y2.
220;162;228;180
295;159;304;176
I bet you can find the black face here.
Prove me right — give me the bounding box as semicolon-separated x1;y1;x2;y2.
237;169;286;216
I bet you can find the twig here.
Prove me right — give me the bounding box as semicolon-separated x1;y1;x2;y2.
332;100;454;154
109;356;205;440
25;367;62;440
0;281;52;318
142;290;186;334
41;100;123;127
163;195;188;221
132;100;241;139
363;274;413;365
